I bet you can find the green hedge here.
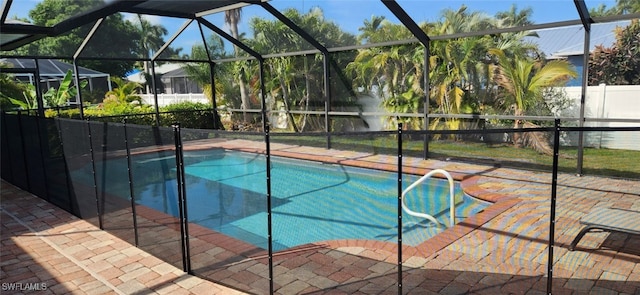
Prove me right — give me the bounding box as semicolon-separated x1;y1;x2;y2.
44;101;221;129
159;102;217;129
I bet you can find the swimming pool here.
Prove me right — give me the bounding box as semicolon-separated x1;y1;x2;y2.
79;149;489;251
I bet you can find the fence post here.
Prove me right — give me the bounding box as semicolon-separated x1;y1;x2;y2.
397;123;403;294
123;119;139;247
264;124;274;294
99;122;109;231
173;123;191;273
53;118;75;214
547;119;561;294
86;119;104;229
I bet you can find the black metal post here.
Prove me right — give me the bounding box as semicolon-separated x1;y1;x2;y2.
123;119;139;247
265;125;274;294
197;21;221;130
323;53;332;149
86;119;104;229
576;30;591;176
99;122;108;228
573;0;591;176
259;59;268;132
73;60;85;119
33;59;45;118
423;44;430;160
209;62;221;130
397;123;403;294
173;123;191;273
546;119;561;294
151;61;160;126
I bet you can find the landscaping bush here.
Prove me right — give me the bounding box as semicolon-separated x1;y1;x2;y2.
159;101;219;129
27;98;222;130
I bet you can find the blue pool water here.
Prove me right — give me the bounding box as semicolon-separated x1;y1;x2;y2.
80;149;488;251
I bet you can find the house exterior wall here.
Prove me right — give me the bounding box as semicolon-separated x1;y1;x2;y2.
159;76;203;94
566;55;584;87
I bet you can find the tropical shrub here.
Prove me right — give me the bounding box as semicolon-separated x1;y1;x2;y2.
43;70;87;107
490;48;577;153
588;20;640;85
104;77;144;105
159;102;218;129
0;71;33;110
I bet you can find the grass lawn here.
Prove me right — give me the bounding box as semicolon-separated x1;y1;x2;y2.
424;141;640;179
270;134;640;179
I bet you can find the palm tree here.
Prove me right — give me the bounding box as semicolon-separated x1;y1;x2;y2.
436;5;494;35
225;8;251;123
589;0;640;17
184;44;225;98
347;20;423;129
135;14;168;93
358;16;386;43
427;5;540;138
247;8;357;132
105;77;143;105
495;4;533;27
181;34;228;129
427;6;498;136
615;0;640;14
490;48;577;152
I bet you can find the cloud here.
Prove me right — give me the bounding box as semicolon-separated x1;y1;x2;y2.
142;15;163;25
122;13;163;26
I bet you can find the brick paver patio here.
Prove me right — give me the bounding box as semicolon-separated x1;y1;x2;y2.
1;182;246;295
2;139;639;294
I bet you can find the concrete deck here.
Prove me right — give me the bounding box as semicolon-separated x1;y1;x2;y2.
1;139;639;294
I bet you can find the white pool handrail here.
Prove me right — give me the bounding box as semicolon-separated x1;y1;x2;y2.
401;169;456;227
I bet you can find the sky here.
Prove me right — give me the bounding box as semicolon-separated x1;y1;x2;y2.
5;0;621;54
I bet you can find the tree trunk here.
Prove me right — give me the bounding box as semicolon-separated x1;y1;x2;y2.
143;61;150;93
271;64;299;132
238;70;250;122
512;107;523;147
228;11;250;123
299;57;311;132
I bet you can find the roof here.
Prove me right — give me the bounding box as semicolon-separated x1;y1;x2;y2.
161;67;188;79
526;20;631;59
1;58;109;79
125;63;181;83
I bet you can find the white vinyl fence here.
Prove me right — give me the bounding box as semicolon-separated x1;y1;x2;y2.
140;93;209;107
560;84;640;150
